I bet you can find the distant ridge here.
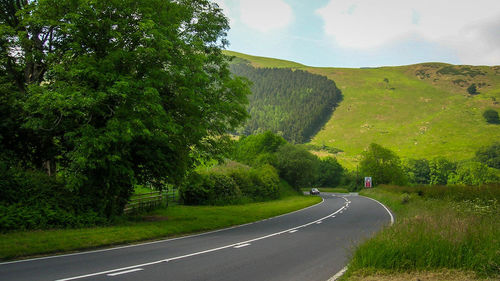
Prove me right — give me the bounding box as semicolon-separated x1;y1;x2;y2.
226;50;500;168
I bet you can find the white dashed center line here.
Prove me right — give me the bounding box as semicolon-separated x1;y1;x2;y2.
107;268;143;276
234;243;251;249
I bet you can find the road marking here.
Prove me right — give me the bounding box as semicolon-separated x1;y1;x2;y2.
328;195;395;281
328;266;347;281
316;221;322;224
234;243;251;249
55;201;348;281
289;230;298;233
107;268;143;276
1;199;327;266
361;196;395;225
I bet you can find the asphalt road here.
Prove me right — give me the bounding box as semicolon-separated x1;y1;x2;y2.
0;193;393;281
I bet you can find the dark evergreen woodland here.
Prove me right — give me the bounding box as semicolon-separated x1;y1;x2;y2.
230;63;342;143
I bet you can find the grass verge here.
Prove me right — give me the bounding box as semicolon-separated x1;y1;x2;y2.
0;195;321;261
342;185;500;280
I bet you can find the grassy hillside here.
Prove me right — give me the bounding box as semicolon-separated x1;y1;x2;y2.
225;51;500;169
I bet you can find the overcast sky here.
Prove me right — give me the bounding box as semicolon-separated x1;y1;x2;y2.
214;0;500;67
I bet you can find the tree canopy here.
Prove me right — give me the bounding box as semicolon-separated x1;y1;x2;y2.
229;63;342;143
0;0;250;217
359;143;406;186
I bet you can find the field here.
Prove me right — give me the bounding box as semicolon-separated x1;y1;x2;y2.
343;185;500;280
225;51;500;169
0;195;321;260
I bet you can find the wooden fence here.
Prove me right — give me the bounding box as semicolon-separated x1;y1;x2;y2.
124;189;177;214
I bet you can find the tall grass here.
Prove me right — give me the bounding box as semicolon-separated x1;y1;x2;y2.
348;185;500;278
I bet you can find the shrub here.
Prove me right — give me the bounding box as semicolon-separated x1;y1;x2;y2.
233;131;286;166
483;109;500;124
0;164;106;231
476;142;500;169
249;164;280;200
179;172;242;205
448;161;499;186
467;83;478;95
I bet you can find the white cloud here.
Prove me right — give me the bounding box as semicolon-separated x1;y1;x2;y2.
239;0;293;32
317;0;500;64
213;0;235;24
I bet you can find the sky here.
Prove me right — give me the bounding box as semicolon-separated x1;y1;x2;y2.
214;0;500;67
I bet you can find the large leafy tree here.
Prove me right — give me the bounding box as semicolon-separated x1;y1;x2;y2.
0;0;249;216
359;143;406;186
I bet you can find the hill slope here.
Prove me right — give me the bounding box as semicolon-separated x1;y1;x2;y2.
228;58;341;143
225;51;500;168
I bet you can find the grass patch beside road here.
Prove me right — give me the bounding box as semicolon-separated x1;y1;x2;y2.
0;195;321;261
343;185;500;280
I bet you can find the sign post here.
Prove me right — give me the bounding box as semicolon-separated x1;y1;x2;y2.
364;177;372;188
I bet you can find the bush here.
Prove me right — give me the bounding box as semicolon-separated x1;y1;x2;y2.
483;109;500;124
233;131;286;166
179;172;242;205
0;164;106;231
448;161;499;186
476;142;500;169
179;161;280;205
249;164;280;200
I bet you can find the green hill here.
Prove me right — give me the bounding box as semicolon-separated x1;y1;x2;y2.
225;51;500;168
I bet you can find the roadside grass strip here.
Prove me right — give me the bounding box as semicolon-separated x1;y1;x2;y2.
0;196;321;261
343;185;500;280
53;197;349;281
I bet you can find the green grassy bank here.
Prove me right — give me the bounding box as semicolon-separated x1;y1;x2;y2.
343;185;500;280
0;195;321;261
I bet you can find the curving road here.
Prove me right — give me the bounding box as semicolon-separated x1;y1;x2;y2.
0;193;393;281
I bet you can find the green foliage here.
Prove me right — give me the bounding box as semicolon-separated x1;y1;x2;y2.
229;63;342;143
483;109;499;124
232;131;286;166
448;161;499;186
359;143;407;186
429;157;456;185
437;66;485;77
316;157;344;187
179;172;242;205
1;0;250;218
179;160;280;205
403;158;430;184
275;144;320;190
475;142;500;169
0;195;321;259
353;185;500;278
467;83;478;95
0;164;105;231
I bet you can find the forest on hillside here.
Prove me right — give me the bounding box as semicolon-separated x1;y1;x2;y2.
230;63;342;143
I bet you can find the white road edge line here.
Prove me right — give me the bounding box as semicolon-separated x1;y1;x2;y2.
55;200;348;281
288;230;298;233
328;266;347;281
327;195;395;281
106;268;143;276
0;198;327;266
